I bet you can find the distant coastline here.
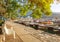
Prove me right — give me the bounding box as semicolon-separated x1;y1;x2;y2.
42;12;60;19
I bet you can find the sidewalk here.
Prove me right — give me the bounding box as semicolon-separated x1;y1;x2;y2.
6;21;60;42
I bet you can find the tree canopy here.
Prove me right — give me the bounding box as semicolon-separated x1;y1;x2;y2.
0;0;53;19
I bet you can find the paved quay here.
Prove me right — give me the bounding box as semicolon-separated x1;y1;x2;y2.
6;21;41;42
1;21;60;42
0;32;23;42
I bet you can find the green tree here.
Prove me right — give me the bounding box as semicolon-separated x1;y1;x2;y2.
0;0;20;19
28;0;53;18
0;0;53;19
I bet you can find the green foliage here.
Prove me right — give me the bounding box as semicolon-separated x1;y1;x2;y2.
29;0;53;15
20;6;28;16
0;0;20;19
31;7;42;18
0;0;53;19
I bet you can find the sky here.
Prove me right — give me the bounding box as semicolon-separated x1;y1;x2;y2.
51;0;60;12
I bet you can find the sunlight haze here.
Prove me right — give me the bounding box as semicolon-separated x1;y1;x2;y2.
51;0;60;12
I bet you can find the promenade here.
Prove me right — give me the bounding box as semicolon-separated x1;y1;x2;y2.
0;21;60;42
